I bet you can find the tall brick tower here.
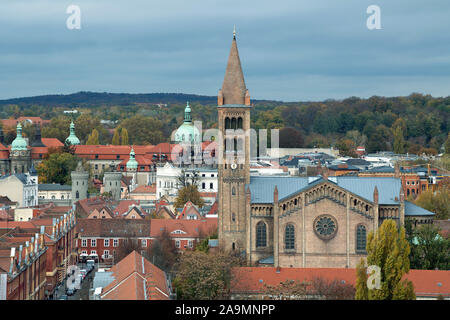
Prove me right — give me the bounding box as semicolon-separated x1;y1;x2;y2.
218;28;252;254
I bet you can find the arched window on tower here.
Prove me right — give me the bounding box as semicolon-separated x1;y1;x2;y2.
231;117;237;130
232;187;236;195
225;117;230;129
284;224;295;250
356;224;367;253
256;221;267;248
237;117;243;129
76;191;79;199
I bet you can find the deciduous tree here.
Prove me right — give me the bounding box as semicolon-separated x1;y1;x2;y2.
355;219;415;300
174;185;204;209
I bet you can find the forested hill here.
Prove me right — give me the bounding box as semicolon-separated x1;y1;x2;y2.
0;91;221;107
0;92;448;156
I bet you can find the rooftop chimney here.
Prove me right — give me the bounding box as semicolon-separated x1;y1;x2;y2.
29;237;34;258
40;226;45;250
24;241;29;265
18;245;23;268
9;247;16;274
34;233;39;255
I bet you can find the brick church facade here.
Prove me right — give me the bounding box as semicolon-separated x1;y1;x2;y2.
217;31;434;268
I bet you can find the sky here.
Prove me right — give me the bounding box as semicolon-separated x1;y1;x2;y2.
0;0;449;102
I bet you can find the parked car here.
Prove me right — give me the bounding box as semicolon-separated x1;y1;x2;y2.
58;295;68;300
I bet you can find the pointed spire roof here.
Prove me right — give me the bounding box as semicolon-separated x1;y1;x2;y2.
220;28;248;105
31;124;45;147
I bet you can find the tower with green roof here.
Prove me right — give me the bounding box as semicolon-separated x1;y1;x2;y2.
126;147;138;171
65;121;80;146
10;122;31;174
174;102;200;144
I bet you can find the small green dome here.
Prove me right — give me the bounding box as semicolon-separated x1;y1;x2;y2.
126;147;138;170
11;123;28;151
65;121;80;145
174;102;200;143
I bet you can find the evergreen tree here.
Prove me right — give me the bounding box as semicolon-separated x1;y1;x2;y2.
86;128;99;145
355;220;415;300
393;125;405;154
112;128;120;145
121;127;129;145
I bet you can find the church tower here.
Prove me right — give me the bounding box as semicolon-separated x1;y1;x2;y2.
218;28;252;254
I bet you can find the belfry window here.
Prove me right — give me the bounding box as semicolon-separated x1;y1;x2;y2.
237;117;243;129
256;221;267;248
356;224;367;253
284;224;295;250
232;186;236;195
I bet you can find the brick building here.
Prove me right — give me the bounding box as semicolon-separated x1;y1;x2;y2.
76;218;218;262
0;208;77;299
0;226;47;300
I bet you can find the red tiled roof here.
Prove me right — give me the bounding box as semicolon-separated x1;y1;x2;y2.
131;185;156;194
231;267;450;298
42;138;64;147
150;218;217;238
208;200;218;215
112;200;140;216
101;251;170;300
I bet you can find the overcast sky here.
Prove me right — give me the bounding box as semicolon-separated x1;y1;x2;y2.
0;0;449;101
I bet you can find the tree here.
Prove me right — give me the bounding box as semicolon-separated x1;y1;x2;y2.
393;125;406;154
414;178;450;220
355;219;415;300
445;133;450;154
112;128;120;145
408;224;450;270
279;127;304;148
173;250;244;300
74;113;108;144
309;277;356;300
263;280;309;300
120;115;163;145
36;149;78;184
114;237;142;263
174;185;204;209
86;128;99;145
144;229;178;272
177;169;199;188
41;116;71;143
121;127;129;145
336;139;357;157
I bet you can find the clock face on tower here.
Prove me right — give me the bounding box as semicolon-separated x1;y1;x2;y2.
231;162;237;170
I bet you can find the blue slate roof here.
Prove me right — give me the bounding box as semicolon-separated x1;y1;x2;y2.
38;184;72;191
247;176;402;205
404;201;435;216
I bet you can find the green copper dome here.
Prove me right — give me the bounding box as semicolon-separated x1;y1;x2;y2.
65;121;80;145
11;123;28;151
126;147;138;170
174;102;200;143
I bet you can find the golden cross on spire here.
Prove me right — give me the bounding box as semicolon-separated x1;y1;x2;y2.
233;25;236;39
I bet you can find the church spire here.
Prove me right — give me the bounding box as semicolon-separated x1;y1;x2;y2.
219;27;249;106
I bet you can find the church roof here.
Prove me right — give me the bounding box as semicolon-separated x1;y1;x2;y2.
404;201;435;216
220;33;247;105
247;176;403;205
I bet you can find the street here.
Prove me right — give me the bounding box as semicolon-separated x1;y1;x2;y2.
52;263;96;300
